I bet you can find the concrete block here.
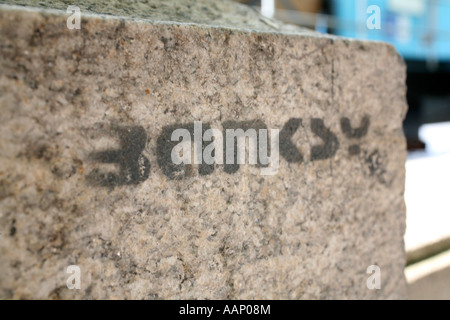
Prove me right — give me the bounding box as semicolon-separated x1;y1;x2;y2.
0;0;408;299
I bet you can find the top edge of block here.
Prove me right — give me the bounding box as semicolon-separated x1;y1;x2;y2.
0;0;372;41
0;0;321;35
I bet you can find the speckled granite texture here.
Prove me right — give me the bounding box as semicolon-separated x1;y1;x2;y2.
0;0;408;299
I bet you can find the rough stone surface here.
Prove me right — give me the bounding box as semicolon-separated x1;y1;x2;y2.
0;0;408;299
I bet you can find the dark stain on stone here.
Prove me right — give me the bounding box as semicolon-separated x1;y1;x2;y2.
341;115;370;139
363;149;388;185
88;125;150;187
21;142;55;162
157;122;213;180
279;118;303;163
35;144;51;160
349;145;361;156
9;219;16;237
310;118;339;161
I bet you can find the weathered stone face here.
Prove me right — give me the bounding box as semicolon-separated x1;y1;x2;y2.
0;0;408;299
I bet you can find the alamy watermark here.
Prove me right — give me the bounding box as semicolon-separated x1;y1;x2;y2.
366;5;381;30
170;121;280;176
66;265;81;290
366;265;381;290
67;6;81;30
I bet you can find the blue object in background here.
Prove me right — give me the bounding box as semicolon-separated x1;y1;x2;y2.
331;0;450;62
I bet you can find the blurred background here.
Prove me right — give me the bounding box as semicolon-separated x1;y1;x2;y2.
236;0;450;299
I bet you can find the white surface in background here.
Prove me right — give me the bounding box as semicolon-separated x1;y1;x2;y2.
261;0;274;18
418;122;450;156
405;122;450;251
388;0;426;16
